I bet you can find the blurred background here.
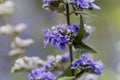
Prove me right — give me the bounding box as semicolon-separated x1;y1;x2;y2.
0;0;120;80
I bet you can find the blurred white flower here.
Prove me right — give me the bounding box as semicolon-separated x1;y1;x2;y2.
11;37;34;48
0;24;14;37
56;55;62;63
46;53;69;70
0;23;27;37
84;24;95;33
0;0;14;15
8;48;26;56
11;56;45;73
14;23;27;33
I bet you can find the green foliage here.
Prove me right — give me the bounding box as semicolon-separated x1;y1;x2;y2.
75;49;81;58
74;15;85;42
73;41;97;53
75;70;86;79
58;76;75;80
73;15;97;53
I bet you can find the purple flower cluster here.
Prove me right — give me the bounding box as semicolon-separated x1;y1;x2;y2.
43;24;93;50
43;24;79;50
28;67;56;80
42;0;100;12
71;0;100;10
71;53;103;75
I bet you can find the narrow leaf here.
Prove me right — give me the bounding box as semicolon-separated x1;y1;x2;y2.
75;49;81;58
58;76;75;80
73;41;97;53
75;15;85;41
75;70;86;78
79;42;97;53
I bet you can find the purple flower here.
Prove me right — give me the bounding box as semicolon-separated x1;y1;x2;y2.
61;53;69;62
43;0;51;4
43;24;94;50
42;29;52;48
71;53;104;75
90;3;101;10
28;67;56;80
57;35;69;50
94;61;104;75
67;24;79;34
43;24;77;50
71;59;80;69
71;0;100;10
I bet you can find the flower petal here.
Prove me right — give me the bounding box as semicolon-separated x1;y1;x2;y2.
58;43;66;50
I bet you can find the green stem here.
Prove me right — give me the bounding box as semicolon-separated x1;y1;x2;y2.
66;3;70;25
65;3;74;76
69;44;74;76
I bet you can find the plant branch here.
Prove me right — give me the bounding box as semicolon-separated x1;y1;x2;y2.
65;3;75;76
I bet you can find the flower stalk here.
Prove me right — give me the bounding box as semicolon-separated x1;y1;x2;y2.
65;3;75;76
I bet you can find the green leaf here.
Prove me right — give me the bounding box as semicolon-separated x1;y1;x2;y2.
75;15;85;42
75;70;86;78
75;49;81;58
73;41;97;53
58;76;75;80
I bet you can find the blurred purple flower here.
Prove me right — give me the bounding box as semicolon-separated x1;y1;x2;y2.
71;53;104;75
61;53;69;62
43;0;51;4
28;67;56;80
71;0;100;10
42;29;52;48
